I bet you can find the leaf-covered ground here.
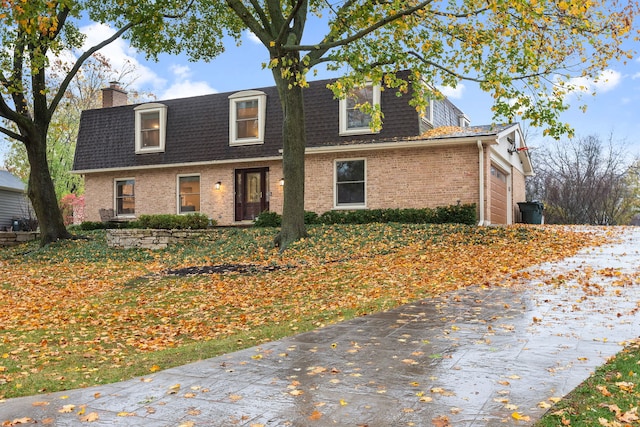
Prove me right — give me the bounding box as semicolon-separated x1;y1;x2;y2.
0;224;613;399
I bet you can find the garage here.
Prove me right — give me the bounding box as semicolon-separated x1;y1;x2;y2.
490;164;508;224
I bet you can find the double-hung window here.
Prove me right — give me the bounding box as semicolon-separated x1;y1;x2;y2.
178;175;200;214
115;178;135;216
134;103;167;154
339;84;381;136
335;159;366;208
229;90;267;145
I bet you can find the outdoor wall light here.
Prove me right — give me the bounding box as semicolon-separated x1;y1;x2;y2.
215;181;222;190
279;178;285;186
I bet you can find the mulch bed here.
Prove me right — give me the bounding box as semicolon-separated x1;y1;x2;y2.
164;263;289;276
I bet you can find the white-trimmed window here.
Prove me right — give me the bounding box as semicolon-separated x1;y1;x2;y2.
134;103;167;154
422;100;434;128
335;159;366;208
229;90;267;145
115;178;135;216
177;175;200;214
339;84;381;136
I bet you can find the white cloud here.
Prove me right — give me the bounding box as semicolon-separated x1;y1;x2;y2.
245;30;262;45
565;69;622;94
170;64;192;79
78;22;166;91
632;72;640;80
438;83;465;99
161;81;218;100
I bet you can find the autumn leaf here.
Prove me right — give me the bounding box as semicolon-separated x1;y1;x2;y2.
167;383;181;394
308;410;323;420
512;412;531;421
59;404;76;413
432;415;451;427
79;412;99;422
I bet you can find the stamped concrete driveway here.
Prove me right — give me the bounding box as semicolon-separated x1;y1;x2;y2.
1;227;639;426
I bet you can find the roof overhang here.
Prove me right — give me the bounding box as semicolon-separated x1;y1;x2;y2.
71;155;284;175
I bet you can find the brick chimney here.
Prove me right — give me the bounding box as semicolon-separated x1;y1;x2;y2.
101;81;128;108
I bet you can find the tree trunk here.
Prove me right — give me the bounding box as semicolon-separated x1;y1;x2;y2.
272;63;308;250
24;131;72;246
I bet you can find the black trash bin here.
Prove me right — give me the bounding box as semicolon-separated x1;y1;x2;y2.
11;219;21;232
518;201;544;224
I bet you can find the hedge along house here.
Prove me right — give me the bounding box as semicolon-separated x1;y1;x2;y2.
73;76;533;226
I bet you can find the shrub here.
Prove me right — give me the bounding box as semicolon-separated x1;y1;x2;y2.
317;204;476;225
304;210;320;225
136;213;212;229
254;211;282;227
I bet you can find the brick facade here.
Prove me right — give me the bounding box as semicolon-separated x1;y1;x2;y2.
84;144;488;225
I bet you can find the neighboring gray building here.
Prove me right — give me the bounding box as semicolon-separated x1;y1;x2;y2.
0;170;30;231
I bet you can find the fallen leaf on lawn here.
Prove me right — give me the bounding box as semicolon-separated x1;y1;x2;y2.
549;397;562;403
79;412;99;422
229;394;243;402
619;407;639;423
93;392;100;399
420;396;434;402
402;359;418;365
340;399;348;406
596;385;612;396
450;407;462;414
77;405;86;415
250;424;265;427
508;375;521;380
538;401;552;409
308;410;323;420
498;380;510;386
505;404;518;410
187;409;201;416
512;412;531;421
117;412;136;417
615;381;635;392
289;389;304;396
184;393;197;398
178;422;195;427
149;365;161;372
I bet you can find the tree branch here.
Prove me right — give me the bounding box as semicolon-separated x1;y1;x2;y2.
0;123;25;143
48;21;136;118
300;0;436;64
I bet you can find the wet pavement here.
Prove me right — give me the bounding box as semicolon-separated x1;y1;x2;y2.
1;227;639;426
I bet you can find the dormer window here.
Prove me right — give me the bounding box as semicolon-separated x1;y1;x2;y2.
134;103;167;154
339;84;381;136
229;90;267;145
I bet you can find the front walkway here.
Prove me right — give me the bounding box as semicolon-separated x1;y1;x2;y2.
1;227;639;426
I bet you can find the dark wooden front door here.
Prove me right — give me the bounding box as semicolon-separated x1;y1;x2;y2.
235;168;269;221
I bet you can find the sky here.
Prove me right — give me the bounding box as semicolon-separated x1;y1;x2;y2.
4;15;640;161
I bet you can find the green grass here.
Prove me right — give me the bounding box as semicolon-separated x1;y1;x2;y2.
534;339;640;426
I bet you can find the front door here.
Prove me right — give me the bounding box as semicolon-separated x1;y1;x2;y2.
235;168;269;221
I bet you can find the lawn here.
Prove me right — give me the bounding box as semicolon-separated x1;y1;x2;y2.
0;224;611;399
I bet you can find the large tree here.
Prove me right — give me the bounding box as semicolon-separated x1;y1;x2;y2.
130;0;638;249
0;0;171;245
4;53;153;200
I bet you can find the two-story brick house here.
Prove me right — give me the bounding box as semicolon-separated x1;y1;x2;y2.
72;75;533;225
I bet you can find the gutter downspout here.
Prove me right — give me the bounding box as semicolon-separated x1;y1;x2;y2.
477;140;485;226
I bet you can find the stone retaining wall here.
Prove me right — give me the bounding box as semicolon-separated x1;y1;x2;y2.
0;232;39;246
107;229;211;250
